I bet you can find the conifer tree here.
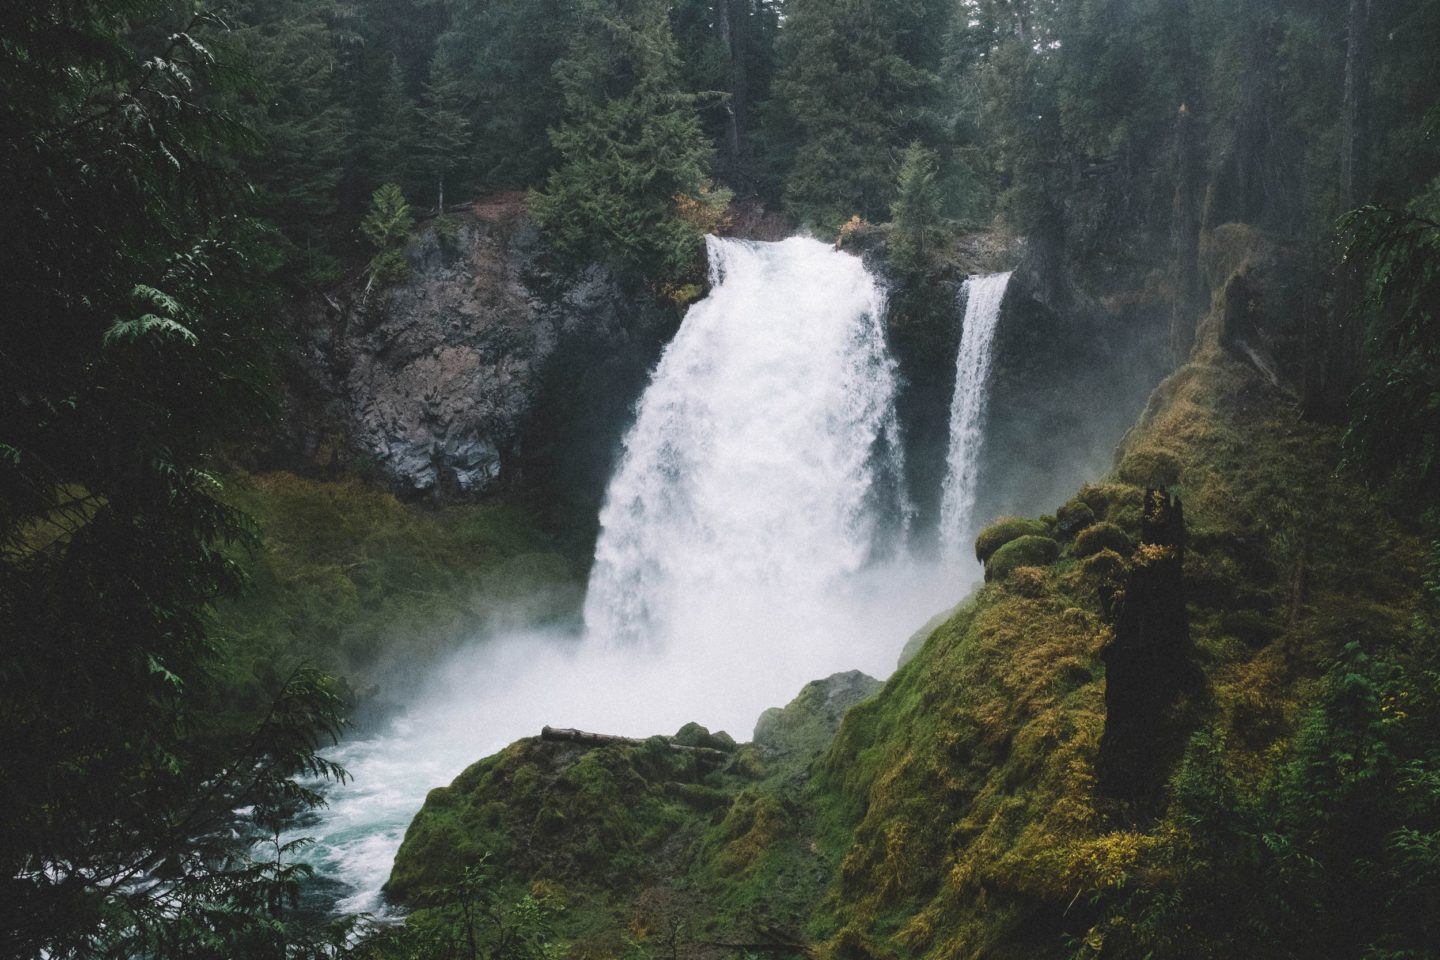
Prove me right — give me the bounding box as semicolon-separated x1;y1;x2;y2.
361;182;414;286
418;48;474;212
890;142;946;275
773;0;951;229
530;0;721;290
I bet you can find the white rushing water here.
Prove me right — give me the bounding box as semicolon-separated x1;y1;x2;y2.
300;236;960;914
939;272;1012;557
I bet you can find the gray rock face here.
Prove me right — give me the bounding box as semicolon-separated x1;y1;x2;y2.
752;670;881;765
345;213;545;494
276;200;673;503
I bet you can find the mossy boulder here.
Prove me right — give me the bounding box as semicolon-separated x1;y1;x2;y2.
1056;498;1097;537
1117;446;1183;488
985;534;1060;581
1073;521;1133;558
975;516;1049;564
674;721;737;752
1080;547;1129;584
753;671;881;771
1076;482;1146;529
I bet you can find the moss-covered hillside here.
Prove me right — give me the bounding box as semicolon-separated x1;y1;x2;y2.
213;471;582;717
379;300;1435;959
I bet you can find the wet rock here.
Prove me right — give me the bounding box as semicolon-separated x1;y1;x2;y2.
753;670;881;765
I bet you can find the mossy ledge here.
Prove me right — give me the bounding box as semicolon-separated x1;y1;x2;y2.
384;314;1426;958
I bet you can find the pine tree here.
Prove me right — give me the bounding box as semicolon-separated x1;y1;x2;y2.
0;2;349;953
419;48;473;211
890;142;946;275
367;55;421;191
361;182;414;286
530;0;721;290
773;0;951;230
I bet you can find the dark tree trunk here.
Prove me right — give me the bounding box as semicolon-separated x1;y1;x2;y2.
716;0;747;182
1098;490;1198;803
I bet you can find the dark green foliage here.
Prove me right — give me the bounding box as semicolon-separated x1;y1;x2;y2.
361;182;413;286
417;49;474;212
1088;635;1440;959
1342;178;1440;498
772;0;951;228
0;3;348;953
889;142;947;277
530;0;721;291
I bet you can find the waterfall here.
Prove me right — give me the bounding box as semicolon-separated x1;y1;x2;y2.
298;236;961;916
583;235;910;650
939;272;1012;557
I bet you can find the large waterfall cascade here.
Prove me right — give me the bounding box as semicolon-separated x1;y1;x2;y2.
939;272;1013;558
583;235;910;650
300;235;958;915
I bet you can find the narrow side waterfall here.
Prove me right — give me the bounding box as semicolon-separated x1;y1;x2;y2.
300;236;957;916
939;272;1012;557
583;235;909;650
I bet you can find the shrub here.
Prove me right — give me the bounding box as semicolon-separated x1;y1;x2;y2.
1056;498;1096;537
975;516;1049;564
1073;522;1133;558
986;535;1060;581
1117;446;1183;488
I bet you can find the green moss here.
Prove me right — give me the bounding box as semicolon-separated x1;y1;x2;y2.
1079;548;1128;585
1075;482;1145;531
1116;445;1183;488
1072;521;1133;558
213;471;580;701
1055;498;1096;537
380;307;1430;960
985;535;1060;581
807;319;1426;959
976;517;1050;564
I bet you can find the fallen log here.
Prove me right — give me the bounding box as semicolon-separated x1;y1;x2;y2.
540;725;732;760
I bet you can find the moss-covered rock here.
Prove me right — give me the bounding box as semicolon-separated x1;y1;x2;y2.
1073;521;1133;558
1117;445;1183;488
1076;482;1146;531
985;534;1060;581
1004;565;1049;597
753;671;881;771
1080;547;1128;585
1055;498;1096;537
975;516;1049;564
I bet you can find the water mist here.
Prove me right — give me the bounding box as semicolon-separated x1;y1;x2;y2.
300;237;961;914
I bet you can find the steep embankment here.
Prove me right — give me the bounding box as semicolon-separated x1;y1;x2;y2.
213;471;581;719
809;307;1424;956
383;269;1429;957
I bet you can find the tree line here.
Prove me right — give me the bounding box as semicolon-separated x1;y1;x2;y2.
2;0;1439;955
